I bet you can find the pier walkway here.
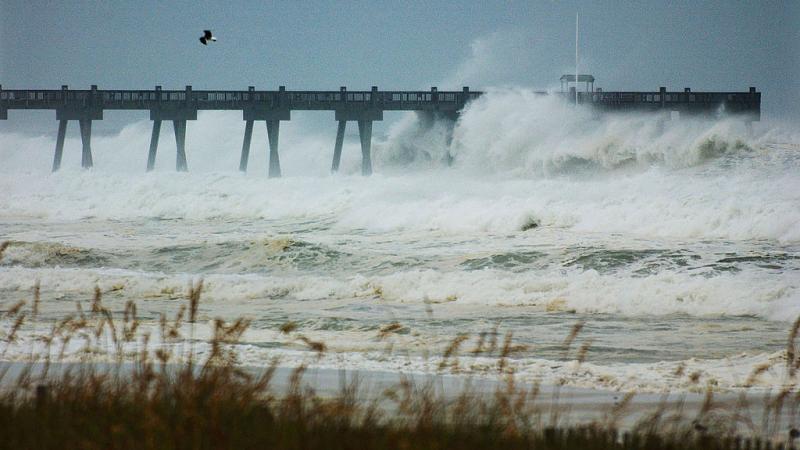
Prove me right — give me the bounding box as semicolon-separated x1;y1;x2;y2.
0;83;760;174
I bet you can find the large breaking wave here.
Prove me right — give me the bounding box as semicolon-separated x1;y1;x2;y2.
2;91;799;243
0;88;798;243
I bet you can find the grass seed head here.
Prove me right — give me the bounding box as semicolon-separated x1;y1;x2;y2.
563;321;585;355
298;335;327;356
0;241;9;262
4;313;26;344
32;281;40;318
439;333;469;371
789;316;800;377
5;300;26;318
378;322;404;340
188;279;203;323
122;300;139;342
279;321;299;334
745;363;771;387
576;339;592;365
471;332;487;355
91;286;102;313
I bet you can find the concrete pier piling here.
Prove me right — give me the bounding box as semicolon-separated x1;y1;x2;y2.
266;120;281;178
52;120;67;172
146;85;197;172
79;119;93;169
331;120;346;173
240;86;290;177
358;120;373;176
332;86;381;176
51;117;96;171
146;120;161;172
173;120;188;172
48;85;101;171
239;120;254;172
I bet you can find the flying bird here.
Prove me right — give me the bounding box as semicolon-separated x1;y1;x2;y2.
199;30;217;45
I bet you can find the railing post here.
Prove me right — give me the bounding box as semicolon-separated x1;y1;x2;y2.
90;84;97;107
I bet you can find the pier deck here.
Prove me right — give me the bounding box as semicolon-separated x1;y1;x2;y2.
0;84;760;174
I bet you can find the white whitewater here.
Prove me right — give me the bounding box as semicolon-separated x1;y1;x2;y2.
1;90;799;392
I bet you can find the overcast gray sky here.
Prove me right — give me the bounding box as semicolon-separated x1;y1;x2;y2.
1;0;798;134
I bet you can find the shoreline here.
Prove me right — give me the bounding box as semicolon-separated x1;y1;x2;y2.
0;360;788;432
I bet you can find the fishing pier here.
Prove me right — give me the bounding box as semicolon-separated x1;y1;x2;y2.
0;79;760;175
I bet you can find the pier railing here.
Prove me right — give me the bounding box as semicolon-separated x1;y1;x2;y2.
566;87;760;115
0;84;760;175
0;87;482;112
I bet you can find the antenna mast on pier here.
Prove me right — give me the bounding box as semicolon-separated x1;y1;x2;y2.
575;12;579;105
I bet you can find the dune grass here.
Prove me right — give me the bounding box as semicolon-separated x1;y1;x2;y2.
0;274;799;448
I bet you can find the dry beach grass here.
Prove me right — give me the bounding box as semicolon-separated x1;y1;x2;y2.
0;242;800;449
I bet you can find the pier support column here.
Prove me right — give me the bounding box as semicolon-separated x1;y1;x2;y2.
149;101;196;171
173;120;188;172
239;120;254;173
331;120;346;173
266;120;281;178
52;120;68;172
79;119;93;169
146;120;161;172
358;120;373;176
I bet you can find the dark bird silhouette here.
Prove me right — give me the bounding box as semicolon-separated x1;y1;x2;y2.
199;30;217;45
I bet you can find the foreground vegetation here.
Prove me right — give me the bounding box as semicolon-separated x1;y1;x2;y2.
0;265;799;448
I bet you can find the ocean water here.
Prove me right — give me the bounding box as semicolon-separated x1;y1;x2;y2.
1;89;799;392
